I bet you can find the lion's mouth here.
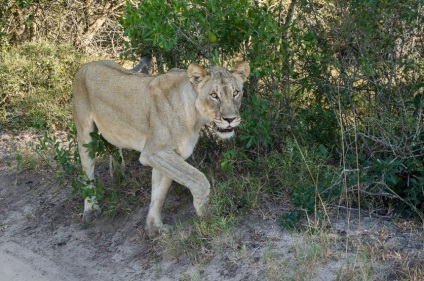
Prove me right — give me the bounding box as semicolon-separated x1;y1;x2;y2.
213;123;234;134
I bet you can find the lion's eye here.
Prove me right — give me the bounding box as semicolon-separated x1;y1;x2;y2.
210;93;219;100
233;91;240;98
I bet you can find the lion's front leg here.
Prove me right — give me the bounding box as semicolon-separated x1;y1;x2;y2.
145;168;173;237
141;150;210;236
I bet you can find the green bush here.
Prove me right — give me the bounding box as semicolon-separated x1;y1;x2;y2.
32;118;80;178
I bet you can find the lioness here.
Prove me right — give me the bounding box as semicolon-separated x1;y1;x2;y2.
72;60;250;236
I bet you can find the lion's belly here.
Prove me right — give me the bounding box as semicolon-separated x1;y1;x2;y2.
177;133;199;160
93;115;147;152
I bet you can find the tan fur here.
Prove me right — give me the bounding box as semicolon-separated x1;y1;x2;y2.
72;60;250;236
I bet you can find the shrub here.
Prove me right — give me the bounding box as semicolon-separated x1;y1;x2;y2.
0;41;90;130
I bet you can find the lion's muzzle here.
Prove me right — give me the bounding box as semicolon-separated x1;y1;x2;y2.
213;117;240;138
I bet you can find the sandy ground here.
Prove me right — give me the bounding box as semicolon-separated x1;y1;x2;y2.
0;240;78;281
0;131;422;281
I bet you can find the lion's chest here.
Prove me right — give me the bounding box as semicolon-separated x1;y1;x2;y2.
177;133;200;160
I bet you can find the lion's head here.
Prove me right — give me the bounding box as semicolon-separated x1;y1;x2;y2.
188;62;250;139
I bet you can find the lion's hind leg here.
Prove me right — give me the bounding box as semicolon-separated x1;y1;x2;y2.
75;118;101;222
109;148;125;179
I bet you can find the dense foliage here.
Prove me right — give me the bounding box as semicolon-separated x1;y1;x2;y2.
121;0;423;220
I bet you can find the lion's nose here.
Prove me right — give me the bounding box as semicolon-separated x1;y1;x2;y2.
223;117;236;124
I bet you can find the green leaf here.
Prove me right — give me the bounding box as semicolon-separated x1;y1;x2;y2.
207;31;217;43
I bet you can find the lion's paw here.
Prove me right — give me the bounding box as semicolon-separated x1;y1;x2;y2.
145;218;172;238
193;195;209;217
83;206;101;223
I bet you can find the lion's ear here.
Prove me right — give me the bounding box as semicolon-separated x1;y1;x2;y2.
231;61;250;82
188;63;207;85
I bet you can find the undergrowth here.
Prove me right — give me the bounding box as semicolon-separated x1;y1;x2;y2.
29;123;136;218
0;41;91;130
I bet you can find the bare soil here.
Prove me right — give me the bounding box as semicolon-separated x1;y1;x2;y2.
0;131;422;281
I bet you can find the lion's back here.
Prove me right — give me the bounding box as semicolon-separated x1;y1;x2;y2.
73;60;188;98
75;59;152;82
72;60;195;150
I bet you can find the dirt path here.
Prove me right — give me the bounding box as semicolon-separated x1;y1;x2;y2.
0;241;78;281
0;172;149;281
